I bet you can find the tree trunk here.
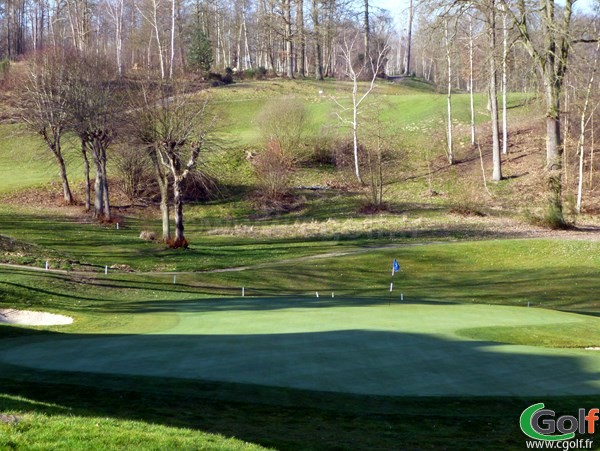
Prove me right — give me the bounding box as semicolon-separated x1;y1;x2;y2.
170;0;176;78
160;177;171;241
545;91;562;170
297;0;305;76
93;157;104;218
81;138;91;211
489;3;502;181
576;40;599;213
43;128;74;205
545;94;564;223
173;177;186;247
363;0;370;75
445;19;454;165
149;147;171;242
53;146;74;204
403;0;413;75
152;0;165;79
351;77;362;183
312;0;323;80
101;151;111;221
284;0;293;78
469;15;475;145
590;113;595;189
501;11;508;155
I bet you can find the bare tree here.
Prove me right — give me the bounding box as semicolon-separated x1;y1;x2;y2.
576;38;600;213
468;13;476;145
152;84;213;247
311;0;324;79
487;0;502;181
444;17;455;165
128;82;171;241
21;49;74;204
403;0;413;75
501;6;509;155
65;55;118;221
335;30;389;183
297;0;305;76
105;0;124;78
500;0;578;224
258;96;308;161
363;0;370;74
170;0;175;78
137;0;166;79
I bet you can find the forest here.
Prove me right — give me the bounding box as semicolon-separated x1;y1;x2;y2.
0;0;599;238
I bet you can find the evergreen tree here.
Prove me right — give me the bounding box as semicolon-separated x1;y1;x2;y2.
188;29;213;72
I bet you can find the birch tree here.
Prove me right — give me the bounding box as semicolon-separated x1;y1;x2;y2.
501;6;509;155
311;0;323;79
335;30;389;183
444;17;455;164
169;0;175;78
487;0;502;181
105;0;124;78
576;38;600;213
404;0;413;75
137;0;166;79
468;13;476;145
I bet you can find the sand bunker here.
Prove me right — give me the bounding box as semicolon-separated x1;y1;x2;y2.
0;309;73;326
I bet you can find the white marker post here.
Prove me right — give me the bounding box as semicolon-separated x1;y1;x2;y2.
116;223;120;230
173;275;177;284
332;292;334;298
401;293;404;301
105;265;108;275
45;261;49;271
242;287;245;297
316;292;319;298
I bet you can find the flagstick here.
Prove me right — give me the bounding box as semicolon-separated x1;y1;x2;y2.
389;259;401;306
389;267;395;306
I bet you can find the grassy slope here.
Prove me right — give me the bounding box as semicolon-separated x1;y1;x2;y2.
2;238;600;448
0;78;531;195
0;125;84;194
199;238;600;312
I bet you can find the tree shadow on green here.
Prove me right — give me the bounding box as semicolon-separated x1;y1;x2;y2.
1;328;600;449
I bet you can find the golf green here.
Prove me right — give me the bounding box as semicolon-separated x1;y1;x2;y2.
2;299;600;396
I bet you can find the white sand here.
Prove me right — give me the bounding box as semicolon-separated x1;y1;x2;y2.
0;309;73;326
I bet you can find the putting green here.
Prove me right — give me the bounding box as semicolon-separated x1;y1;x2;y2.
2;299;600;396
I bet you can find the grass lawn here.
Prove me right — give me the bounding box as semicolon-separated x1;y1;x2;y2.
3;301;600;397
1;78;598;449
1;237;600;449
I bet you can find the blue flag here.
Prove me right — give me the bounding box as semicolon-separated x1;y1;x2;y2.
393;259;400;274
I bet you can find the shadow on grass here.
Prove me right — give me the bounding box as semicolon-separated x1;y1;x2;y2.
3;260;600;315
0;209;537;273
1;326;600;449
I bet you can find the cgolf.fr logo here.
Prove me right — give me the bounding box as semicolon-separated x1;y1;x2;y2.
520;403;598;441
